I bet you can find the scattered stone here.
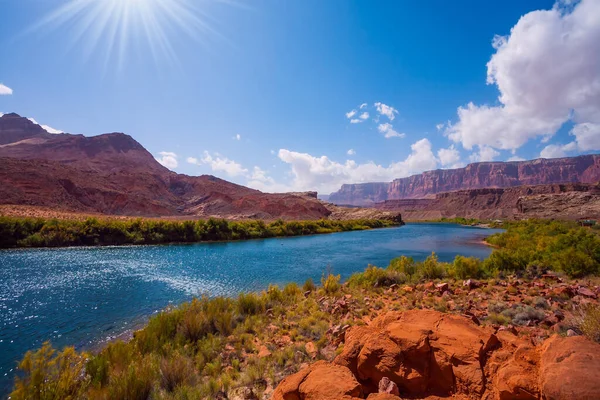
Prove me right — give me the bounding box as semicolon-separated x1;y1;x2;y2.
228;387;258;400
378;376;400;396
305;341;317;359
567;329;578;337
258;345;271;358
401;285;413;292
436;282;449;294
577;286;597;299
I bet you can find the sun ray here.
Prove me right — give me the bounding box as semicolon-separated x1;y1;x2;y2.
26;0;233;72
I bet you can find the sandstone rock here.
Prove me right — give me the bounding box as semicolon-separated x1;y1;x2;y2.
334;309;497;397
577;286;597;298
272;360;363;400
258;345;271;358
539;335;600;399
378;377;400;396
436;282;449;294
494;345;540;400
366;394;402;399
305;341;317;359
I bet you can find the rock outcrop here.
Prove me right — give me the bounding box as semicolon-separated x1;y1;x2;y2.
329;156;600;206
273;310;600;400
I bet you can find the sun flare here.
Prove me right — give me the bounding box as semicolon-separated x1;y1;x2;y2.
29;0;224;70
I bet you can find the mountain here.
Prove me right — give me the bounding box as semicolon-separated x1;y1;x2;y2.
328;155;600;205
0;113;332;220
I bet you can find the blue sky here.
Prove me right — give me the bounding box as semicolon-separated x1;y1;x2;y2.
1;0;599;194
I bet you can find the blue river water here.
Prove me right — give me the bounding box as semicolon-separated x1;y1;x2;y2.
0;223;501;395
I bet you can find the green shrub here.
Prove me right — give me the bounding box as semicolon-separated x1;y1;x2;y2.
159;353;195;392
237;293;264;316
580;304;600;343
302;278;316;292
388;256;417;278
417;253;446;280
451;255;486;279
10;342;89;400
347;265;407;288
321;272;341;295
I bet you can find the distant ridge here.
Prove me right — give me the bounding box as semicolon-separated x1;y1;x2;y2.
328;154;600;206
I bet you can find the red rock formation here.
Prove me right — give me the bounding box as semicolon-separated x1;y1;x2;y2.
329;156;600;206
373;183;600;220
0;113;331;219
273;310;600;400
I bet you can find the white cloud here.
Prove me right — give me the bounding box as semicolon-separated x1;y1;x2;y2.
436;123;445;131
378;123;405;139
437;145;462;168
359;103;367;109
540;142;577;159
350;118;362;124
345;109;357;119
570;122;600;151
0;84;13;95
27;117;63;134
347;149;356;156
447;0;600;152
469;145;500;163
374;102;398;121
359;112;369;120
507;156;525;162
156;151;178;169
274;138;437;193
188;151;248;177
234;134;241;141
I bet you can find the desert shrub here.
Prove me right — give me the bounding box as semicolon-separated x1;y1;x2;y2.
417;253;447;280
282;282;302;301
106;358;156;400
486;313;512;325
10;342;89;400
159;353;195;392
321;272;341;295
553;248;598;277
580;304;600;343
388;256;417;278
237;292;264;316
347;265;407;288
302;278;316;292
501;305;545;326
451;255;486;279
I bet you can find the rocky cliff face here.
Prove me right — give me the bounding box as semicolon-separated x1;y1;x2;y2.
374;183;600;220
329;155;600;205
0;113;332;220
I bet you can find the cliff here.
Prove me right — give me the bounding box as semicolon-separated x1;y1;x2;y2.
329;155;600;205
374;183;600;220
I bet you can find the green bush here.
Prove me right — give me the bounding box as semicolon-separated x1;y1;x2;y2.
451;255;486;279
0;216;399;249
10;342;89;400
321;272;341;295
388;256;417;278
417;253;446;280
347;265;407;288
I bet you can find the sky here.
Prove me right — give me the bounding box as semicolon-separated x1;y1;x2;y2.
1;0;599;194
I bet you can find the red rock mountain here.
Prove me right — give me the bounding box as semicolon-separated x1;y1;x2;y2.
329;155;600;205
0;113;331;219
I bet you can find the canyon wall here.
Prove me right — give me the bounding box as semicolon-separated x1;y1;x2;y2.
329;155;600;205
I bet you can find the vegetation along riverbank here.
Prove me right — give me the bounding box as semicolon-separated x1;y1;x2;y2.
0;217;401;249
9;219;600;399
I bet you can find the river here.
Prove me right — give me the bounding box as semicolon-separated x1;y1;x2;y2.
0;223;501;395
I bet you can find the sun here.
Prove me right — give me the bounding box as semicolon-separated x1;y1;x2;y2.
28;0;226;71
